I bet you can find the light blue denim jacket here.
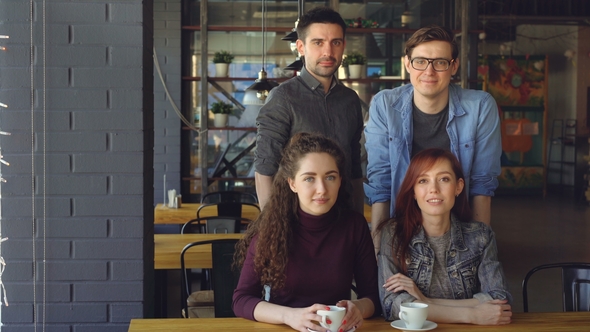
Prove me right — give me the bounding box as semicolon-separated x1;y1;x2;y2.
377;216;512;320
364;84;501;216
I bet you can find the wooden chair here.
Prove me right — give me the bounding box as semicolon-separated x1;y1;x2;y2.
180;239;241;318
522;262;590;312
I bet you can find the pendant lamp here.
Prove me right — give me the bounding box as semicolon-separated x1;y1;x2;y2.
246;0;278;101
282;20;298;42
282;0;304;71
284;58;303;71
401;0;414;27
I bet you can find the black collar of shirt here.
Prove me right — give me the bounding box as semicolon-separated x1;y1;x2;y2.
299;66;340;93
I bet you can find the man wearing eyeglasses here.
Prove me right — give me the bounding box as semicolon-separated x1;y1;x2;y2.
365;25;501;239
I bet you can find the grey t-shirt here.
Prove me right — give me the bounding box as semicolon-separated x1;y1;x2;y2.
426;230;454;299
411;103;450;157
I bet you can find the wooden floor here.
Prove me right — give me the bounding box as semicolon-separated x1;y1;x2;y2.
163;193;590;317
492;193;590;313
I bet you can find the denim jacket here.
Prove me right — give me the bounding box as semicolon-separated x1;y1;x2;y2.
364;84;501;216
377;216;512;320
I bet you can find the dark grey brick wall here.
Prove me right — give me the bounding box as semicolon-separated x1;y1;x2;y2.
0;0;154;329
153;0;181;205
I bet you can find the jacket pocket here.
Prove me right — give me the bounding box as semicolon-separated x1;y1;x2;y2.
457;260;479;298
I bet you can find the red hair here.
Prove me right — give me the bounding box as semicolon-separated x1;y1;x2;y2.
380;148;472;273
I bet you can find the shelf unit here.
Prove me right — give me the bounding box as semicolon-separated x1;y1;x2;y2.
180;0;481;201
547;119;577;189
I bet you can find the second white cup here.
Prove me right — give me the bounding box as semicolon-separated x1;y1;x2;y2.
317;305;346;331
400;302;428;329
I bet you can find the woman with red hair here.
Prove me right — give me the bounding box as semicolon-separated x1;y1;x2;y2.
376;148;512;325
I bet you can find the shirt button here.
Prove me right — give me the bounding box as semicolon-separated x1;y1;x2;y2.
449;251;456;257
472;266;477;272
451;271;458;278
464;144;469;148
389;137;392;141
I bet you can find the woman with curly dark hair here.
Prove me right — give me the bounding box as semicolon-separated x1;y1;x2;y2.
233;133;378;332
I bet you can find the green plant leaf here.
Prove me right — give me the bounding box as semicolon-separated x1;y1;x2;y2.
213;50;234;64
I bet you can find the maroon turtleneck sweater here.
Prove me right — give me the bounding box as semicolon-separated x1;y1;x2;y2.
232;207;379;320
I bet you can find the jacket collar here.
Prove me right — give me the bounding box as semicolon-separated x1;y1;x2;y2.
410;214;468;251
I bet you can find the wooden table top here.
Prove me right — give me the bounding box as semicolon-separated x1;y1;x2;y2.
154;233;243;270
129;312;590;331
155;203;373;224
154;203;261;224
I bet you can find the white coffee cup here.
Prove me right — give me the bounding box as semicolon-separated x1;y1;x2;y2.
317;305;346;331
400;302;428;329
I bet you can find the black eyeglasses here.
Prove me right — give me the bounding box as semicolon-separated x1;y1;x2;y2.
410;57;454;72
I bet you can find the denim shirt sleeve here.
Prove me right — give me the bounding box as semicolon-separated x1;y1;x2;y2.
466;92;501;197
474;224;513;304
377;224;416;320
364;92;393;204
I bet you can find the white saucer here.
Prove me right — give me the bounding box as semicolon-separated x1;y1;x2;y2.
390;320;437;331
308;327;356;332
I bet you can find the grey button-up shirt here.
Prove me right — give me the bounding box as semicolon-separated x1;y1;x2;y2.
255;67;363;181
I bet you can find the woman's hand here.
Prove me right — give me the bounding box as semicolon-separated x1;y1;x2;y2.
470;299;512;325
383;273;428;302
336;300;363;331
283;303;330;332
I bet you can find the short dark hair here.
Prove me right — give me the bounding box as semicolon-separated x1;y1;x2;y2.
405;25;459;60
296;7;346;43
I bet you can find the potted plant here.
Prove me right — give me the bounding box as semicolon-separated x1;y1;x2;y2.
212;50;234;77
343;52;367;79
210;101;234;127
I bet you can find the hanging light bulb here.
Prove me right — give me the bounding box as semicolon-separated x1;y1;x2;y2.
243;89;264;106
246;0;277;101
247;69;279;101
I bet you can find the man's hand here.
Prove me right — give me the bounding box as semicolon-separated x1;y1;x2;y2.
255;172;273;210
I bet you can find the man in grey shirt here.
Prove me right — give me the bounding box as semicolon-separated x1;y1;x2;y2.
254;7;364;213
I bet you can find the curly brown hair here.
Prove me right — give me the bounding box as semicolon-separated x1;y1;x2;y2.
234;132;349;292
